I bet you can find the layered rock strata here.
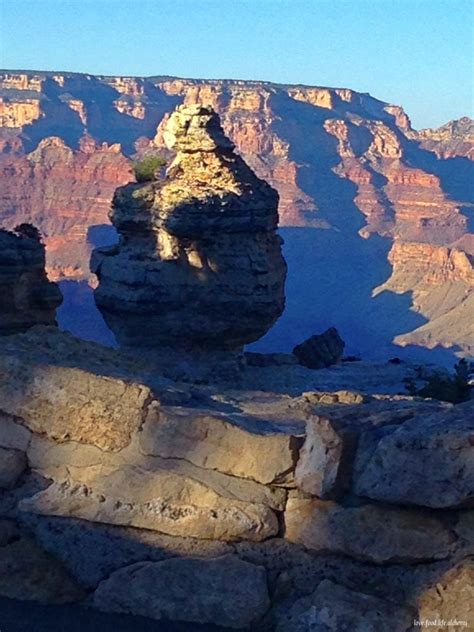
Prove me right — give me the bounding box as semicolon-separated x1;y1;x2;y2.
0;327;472;630
1;71;473;356
92;104;286;351
0;228;62;335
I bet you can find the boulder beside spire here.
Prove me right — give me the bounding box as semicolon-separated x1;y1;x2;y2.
92;104;286;351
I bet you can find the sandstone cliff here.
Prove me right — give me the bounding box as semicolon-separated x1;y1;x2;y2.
0;226;62;334
0;70;472;358
92;104;286;351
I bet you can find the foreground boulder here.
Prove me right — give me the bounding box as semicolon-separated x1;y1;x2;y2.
93;555;270;628
0;227;62;335
284;498;457;563
92;104;286;351
293;327;345;369
354;400;474;508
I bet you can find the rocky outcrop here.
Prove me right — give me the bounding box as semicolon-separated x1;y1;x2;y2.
0;327;472;629
92;104;286;351
416;117;474;159
292;327;345;369
376;241;474;352
0;227;62;335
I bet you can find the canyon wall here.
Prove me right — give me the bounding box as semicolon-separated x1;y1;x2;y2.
0;71;472;359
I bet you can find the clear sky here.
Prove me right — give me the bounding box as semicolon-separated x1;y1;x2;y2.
0;0;472;129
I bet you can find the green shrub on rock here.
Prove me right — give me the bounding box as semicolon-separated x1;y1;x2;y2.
133;155;167;183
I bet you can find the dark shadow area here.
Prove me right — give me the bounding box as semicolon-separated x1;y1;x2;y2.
56;281;118;348
87;224;119;249
249;226;460;365
0;596;228;632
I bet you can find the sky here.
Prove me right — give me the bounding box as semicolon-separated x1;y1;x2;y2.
0;0;472;129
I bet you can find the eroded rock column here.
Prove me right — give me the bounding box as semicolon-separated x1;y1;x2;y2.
92;104;286;351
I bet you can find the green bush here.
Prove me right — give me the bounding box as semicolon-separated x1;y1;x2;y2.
404;359;471;404
133;155;167;183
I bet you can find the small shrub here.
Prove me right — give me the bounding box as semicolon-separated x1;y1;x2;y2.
14;223;42;242
404;359;471;404
133;155;167;183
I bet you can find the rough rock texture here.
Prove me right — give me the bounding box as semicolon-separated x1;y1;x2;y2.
20;471;279;542
376;240;474;353
0;228;62;335
0;334;153;451
0;537;84;604
354;400;474;508
275;579;413;632
140;406;303;484
417;117;474;159
284;498;457;563
23;515;233;588
0;327;473;629
92;104;286;351
93;555;270;628
1;72;472;356
292;327;345;369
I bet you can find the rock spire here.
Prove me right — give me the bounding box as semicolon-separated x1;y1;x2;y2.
92;104;286;351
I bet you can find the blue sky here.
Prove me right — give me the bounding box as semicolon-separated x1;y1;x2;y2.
0;0;472;129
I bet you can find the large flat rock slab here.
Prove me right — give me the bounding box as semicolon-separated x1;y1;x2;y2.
0;354;152;451
92;555;270;629
140;406;304;485
20;464;279;542
354;400;474;508
26;434;287;511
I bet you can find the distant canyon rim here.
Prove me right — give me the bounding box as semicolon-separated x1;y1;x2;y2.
0;70;472;364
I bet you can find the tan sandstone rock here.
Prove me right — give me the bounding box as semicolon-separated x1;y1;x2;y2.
284;498;457;563
139;406;303;485
92;555;270;629
0;352;152;452
92;103;286;351
354;400;474;508
20;462;279;542
416;560;474;631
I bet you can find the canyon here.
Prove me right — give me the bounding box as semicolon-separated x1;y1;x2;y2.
0;70;472;360
0;96;474;632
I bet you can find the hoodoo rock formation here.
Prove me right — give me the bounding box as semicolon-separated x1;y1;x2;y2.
92;104;286;351
0;227;62;335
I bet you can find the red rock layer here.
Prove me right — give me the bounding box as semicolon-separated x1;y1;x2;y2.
0;135;132;278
